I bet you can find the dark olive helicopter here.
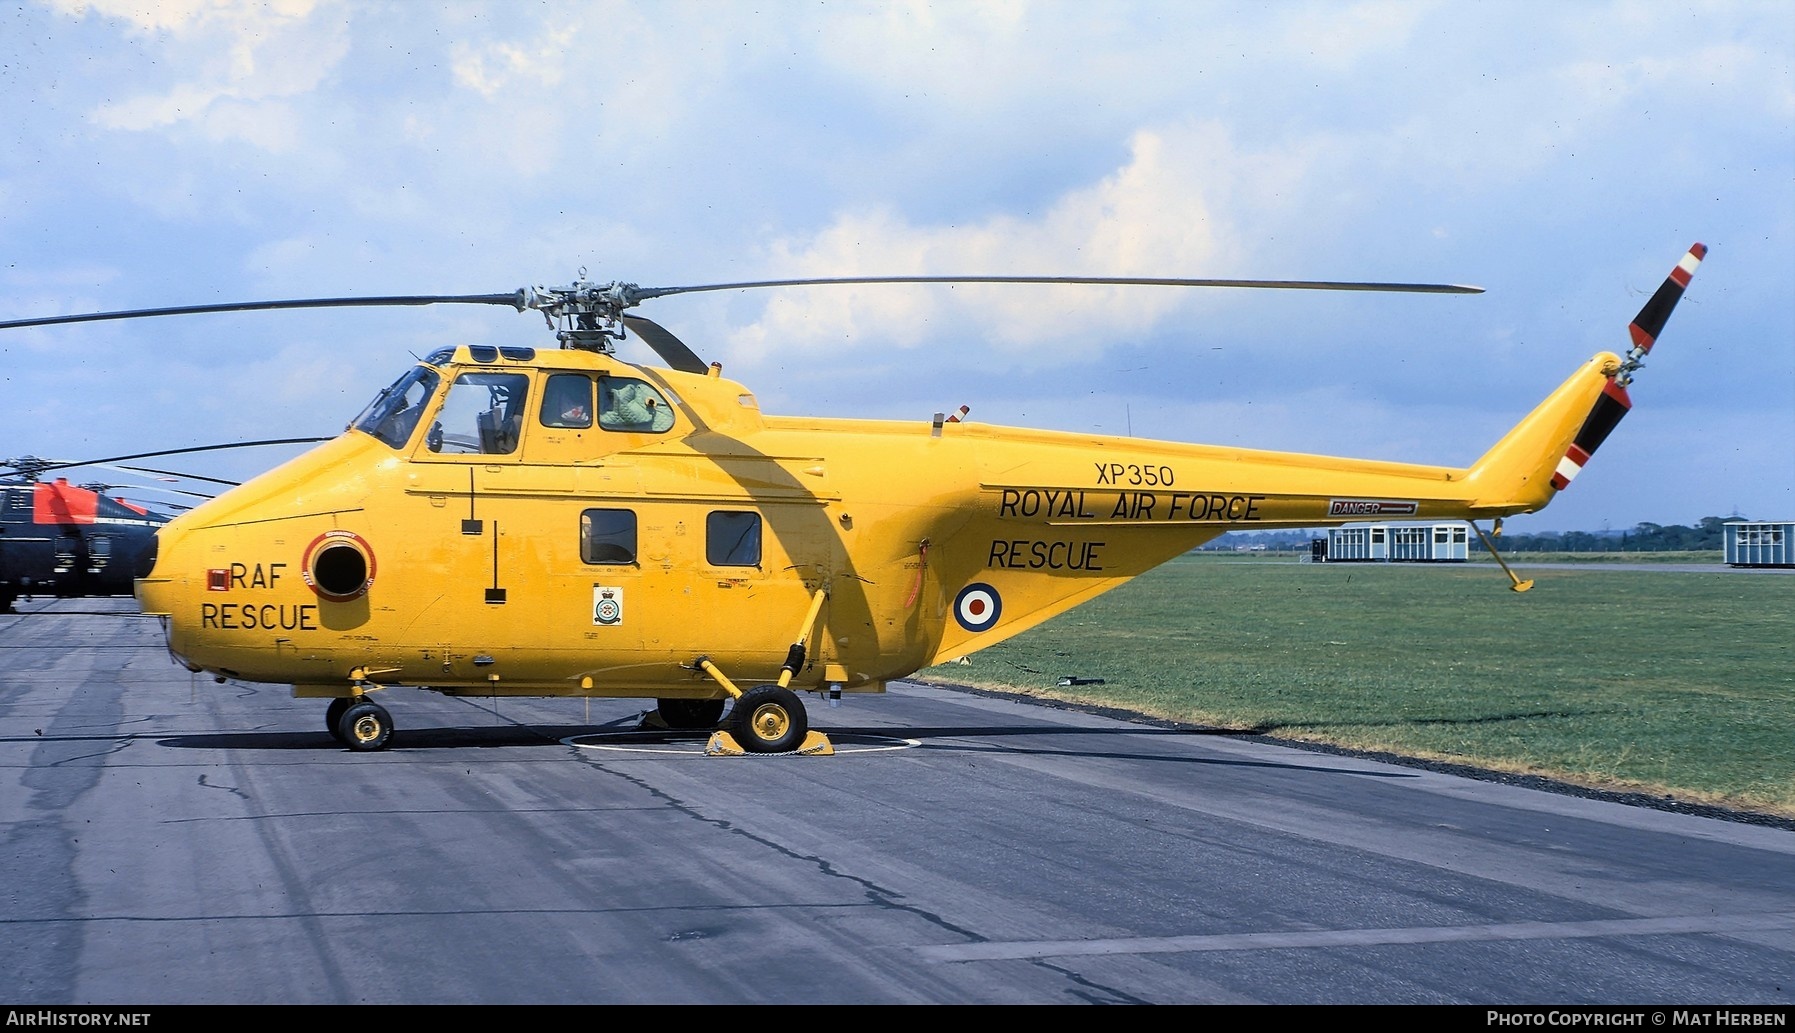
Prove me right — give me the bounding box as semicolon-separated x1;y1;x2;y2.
0;441;325;612
0;460;168;613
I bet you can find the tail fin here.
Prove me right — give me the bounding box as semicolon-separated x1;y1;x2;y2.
1464;243;1705;517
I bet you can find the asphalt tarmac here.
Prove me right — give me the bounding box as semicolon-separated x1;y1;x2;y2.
2;598;1791;1006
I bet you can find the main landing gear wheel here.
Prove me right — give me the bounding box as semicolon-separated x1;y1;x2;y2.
336;700;394;752
729;684;808;753
655;697;726;730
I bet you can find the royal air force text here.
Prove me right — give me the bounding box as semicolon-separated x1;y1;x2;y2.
990;466;1264;573
998;488;1266;523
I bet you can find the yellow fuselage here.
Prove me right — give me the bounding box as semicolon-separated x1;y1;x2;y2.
135;344;1618;703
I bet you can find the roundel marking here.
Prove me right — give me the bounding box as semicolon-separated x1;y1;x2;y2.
953;582;1002;633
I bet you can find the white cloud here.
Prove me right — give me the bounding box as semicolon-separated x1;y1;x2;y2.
726;120;1322;367
449;24;578;98
71;0;348;152
50;0;289;33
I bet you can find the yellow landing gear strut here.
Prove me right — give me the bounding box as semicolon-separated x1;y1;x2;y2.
1471;520;1534;593
327;668;396;752
696;587;835;756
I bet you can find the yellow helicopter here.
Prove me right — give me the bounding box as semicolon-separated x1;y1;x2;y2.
0;245;1705;754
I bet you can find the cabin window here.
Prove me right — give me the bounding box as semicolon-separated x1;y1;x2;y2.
581;509;637;565
706;511;762;567
352;366;442;449
540;374;594;429
598;378;676;434
427;372;530;455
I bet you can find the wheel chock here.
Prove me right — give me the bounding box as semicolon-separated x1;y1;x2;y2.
636;709;671;731
705;731;746;756
702;730;836;756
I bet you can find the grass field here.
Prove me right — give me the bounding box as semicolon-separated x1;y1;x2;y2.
918;554;1795;819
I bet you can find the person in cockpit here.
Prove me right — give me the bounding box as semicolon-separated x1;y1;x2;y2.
542;375;593;429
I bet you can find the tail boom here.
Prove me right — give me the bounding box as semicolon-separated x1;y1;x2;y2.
1463;352;1625;517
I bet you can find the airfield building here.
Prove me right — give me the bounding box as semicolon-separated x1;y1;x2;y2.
1724;520;1793;568
1322;522;1469;563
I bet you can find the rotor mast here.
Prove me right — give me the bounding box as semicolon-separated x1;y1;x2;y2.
515;273;652;353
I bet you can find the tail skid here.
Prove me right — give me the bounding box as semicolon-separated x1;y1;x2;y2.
1464;243;1704;519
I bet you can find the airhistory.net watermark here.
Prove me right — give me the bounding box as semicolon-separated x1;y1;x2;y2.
5;1012;150;1027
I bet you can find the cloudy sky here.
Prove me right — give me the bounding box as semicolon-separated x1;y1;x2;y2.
2;0;1789;532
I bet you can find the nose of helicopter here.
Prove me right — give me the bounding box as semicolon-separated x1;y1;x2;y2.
132;526;210;674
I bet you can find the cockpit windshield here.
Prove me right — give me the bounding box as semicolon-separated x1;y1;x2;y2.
350;362;674;454
351;366;441;449
425;372;530;454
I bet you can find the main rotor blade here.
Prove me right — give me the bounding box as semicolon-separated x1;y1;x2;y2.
620;314;709;374
79;472;218;501
25;437;334;475
631;275;1485;301
0;294;524;331
114;464;241;488
1;275;1481;335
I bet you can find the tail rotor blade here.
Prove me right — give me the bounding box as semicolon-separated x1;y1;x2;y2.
1627;243;1707;357
1555;242;1708;491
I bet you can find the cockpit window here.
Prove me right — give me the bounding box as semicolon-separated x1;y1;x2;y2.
540;374;594;429
352;366;442;449
425;372;530;455
598;377;676;433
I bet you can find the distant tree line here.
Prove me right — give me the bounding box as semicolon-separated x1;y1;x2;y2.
1482;516;1734;554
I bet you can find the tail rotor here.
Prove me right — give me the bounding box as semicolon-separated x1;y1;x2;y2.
1552;243;1706;492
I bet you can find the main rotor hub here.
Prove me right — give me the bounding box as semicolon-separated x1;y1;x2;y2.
4;455;54;479
516;276;648;352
